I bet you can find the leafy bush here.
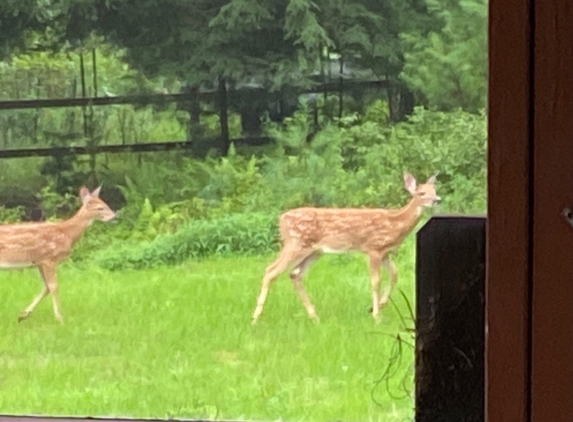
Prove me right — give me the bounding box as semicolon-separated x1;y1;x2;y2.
0;99;487;265
0;205;24;223
95;212;280;271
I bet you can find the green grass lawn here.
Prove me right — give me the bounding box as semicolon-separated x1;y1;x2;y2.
0;237;417;422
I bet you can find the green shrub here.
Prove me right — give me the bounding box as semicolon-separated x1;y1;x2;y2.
0;205;24;223
95;212;280;271
0;99;487;265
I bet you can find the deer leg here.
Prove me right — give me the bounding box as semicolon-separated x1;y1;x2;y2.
368;253;383;322
252;245;314;324
39;262;63;323
378;256;398;309
289;251;322;322
18;266;49;322
252;245;297;323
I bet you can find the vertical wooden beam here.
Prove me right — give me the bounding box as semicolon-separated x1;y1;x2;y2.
486;0;533;420
415;216;485;422
79;52;88;139
92;48;98;98
187;85;203;146
217;76;230;154
338;56;344;119
531;0;573;420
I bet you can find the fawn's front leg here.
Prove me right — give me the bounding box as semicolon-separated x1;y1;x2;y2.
18;283;48;322
20;262;63;323
42;262;63;323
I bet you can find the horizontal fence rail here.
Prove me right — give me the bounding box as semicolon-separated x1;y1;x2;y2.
0;80;388;111
0;137;271;159
0;79;388;158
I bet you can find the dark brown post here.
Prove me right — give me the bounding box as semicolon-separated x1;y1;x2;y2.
217;76;230;154
531;0;573;420
338;56;344;119
79;52;88;139
486;0;532;418
415;215;486;422
92;48;98;98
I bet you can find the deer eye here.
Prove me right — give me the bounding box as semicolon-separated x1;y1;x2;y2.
419;192;426;196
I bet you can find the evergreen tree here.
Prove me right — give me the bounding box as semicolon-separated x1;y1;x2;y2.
399;0;487;112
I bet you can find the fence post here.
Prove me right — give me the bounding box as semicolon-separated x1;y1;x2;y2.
415;215;486;422
217;75;230;154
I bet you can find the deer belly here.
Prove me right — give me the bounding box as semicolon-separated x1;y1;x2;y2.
0;261;33;269
320;246;350;254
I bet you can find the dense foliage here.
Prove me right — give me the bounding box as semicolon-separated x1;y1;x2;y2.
0;0;487;268
0;100;486;268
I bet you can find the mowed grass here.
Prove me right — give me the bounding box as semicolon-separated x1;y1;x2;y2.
0;236;417;422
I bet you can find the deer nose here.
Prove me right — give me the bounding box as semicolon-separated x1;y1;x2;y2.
104;211;118;221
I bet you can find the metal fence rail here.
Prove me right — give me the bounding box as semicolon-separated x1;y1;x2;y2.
0;137;271;159
0;79;387;158
0;80;388;111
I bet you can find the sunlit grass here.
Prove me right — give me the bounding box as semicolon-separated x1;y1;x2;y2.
0;236;417;422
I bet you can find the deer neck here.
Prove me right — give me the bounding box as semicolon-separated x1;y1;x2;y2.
390;197;425;230
59;207;95;243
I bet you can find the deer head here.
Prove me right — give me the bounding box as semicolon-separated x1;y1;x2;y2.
78;186;116;222
404;172;441;207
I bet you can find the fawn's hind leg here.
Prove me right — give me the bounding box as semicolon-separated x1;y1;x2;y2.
378;256;398;309
252;245;314;323
289;251;322;322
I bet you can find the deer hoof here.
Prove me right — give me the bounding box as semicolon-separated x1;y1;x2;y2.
17;312;29;322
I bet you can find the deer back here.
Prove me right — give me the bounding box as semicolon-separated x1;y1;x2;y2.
279;204;423;254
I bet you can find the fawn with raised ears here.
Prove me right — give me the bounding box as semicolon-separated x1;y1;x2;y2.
0;186;116;323
251;172;440;324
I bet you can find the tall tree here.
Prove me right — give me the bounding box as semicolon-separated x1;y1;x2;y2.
0;0;43;59
399;0;487;112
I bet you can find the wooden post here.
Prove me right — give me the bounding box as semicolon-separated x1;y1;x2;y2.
338;56;344;119
92;48;98;98
217;76;230;154
185;84;203;154
415;215;485;422
79;52;88;139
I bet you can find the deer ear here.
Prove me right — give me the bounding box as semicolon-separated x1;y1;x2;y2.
426;172;439;184
404;172;417;194
79;186;91;204
91;185;102;198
